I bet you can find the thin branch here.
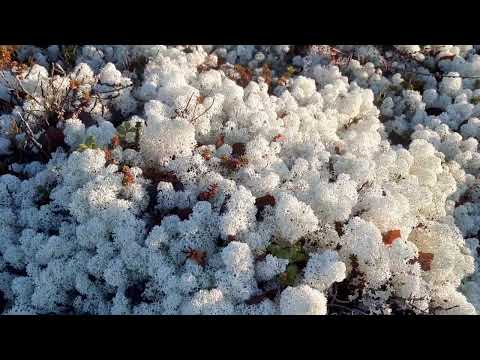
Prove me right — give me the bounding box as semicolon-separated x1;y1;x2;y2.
15;112;49;158
93;83;133;95
54;63;66;76
191;96;215;123
12;74;44;107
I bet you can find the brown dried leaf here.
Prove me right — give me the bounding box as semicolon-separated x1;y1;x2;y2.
69;79;81;90
261;64;273;87
121;165;134;186
104;147;113;164
111;134;121;147
277;74;290;87
272;134;286;142
183;247;207;266
215;134;225;149
335;221;345;237
174;207;193;221
234;64;252;87
197;183;219;201
200;148;213;161
255;194;276;211
383;229;401;245
231;142;246;158
418;252;434;271
0;45;17;71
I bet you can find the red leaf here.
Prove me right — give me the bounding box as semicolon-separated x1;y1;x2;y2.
183;247;207;266
383;229;401;245
197;183;219;201
111;134;121;147
255;194;276;210
215;134;225;149
200;148;213;161
418;252;434;271
121;165;134;186
173;207;193;221
231;142;246;158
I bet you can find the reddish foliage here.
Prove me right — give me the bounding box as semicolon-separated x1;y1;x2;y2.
39;127;65;154
200;148;213;161
104;147;114;165
197;183;219;201
334;142;346;155
255;194;276;210
121;165;134;186
183;247;207;267
408;252;434;271
111;134;121;147
418;252;434;271
143;168;184;192
233;64;252;88
217;57;226;67
78;111;96;127
277;74;290;87
277;111;288;119
231;142;246;158
80;91;92;107
220;155;248;171
215;134;225;149
261;64;273;88
383;229;401;245
69;79;81;90
272;134;286;142
335;221;345;236
0;45;17;71
173;207;193;220
197;56;226;73
227;235;236;243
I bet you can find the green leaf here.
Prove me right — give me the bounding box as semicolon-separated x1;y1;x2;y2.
267;243;307;264
117;122;134;140
471;96;480;105
36;186;49;198
78;136;98;152
279;264;298;287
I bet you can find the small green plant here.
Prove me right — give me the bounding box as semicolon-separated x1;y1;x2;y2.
374;88;387;107
402;78;423;92
267;242;307;263
279;264;299;287
267;242;309;287
471;96;480;105
35;185;51;207
117;121;135;141
286;65;296;76
78;136;98;152
116;121;142;150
